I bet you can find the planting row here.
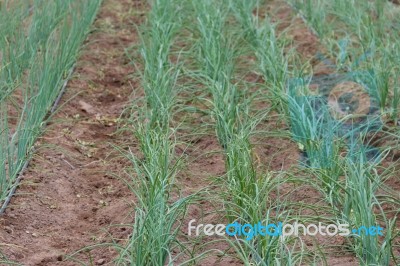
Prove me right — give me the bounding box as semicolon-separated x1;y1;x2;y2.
114;0;399;264
0;0;101;206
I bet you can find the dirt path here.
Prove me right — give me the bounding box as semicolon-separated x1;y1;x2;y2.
0;0;145;265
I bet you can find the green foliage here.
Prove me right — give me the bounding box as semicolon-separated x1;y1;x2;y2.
119;1;192;264
0;0;101;203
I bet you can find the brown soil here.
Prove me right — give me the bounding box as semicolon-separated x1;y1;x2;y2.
0;0;398;265
0;0;145;265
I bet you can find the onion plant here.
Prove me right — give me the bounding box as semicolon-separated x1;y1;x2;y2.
117;123;191;265
285;2;399;262
117;1;191;264
0;0;101;204
231;0;291;114
193;0;255;220
341;139;394;265
287;86;343;208
289;0;400;119
0;0;31;101
191;0;299;264
192;0;240;152
286;78;397;264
